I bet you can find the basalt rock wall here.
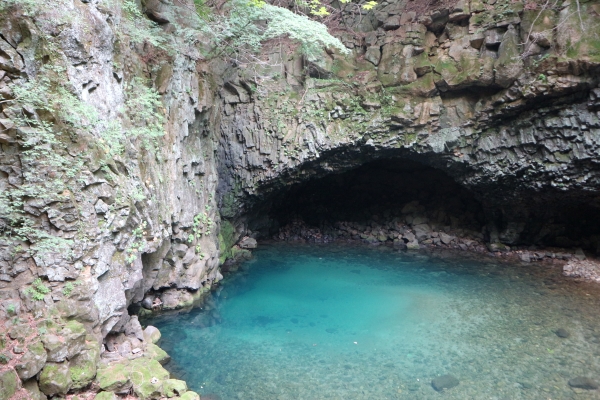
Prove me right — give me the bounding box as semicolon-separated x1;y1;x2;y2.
217;0;600;252
0;0;600;398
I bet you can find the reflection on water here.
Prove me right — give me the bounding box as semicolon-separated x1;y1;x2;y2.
147;243;600;399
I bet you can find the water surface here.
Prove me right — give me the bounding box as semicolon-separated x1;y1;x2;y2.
149;243;600;399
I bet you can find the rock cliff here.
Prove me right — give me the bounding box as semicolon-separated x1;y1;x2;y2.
0;0;599;397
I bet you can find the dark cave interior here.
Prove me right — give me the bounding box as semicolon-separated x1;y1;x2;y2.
247;158;600;252
262;158;485;238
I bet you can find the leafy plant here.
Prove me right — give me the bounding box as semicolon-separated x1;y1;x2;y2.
6;304;16;315
119;0;167;48
200;0;349;61
25;278;51;301
126;222;148;264
62;282;75;297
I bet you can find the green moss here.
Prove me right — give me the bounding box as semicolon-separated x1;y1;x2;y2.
144;343;170;364
179;392;201;400
64;320;86;336
218;220;236;264
39;362;72;396
128;358;170;400
69;346;99;390
404;133;418;144
96;363;130;392
0;369;20;400
94;391;117;400
163;379;188;397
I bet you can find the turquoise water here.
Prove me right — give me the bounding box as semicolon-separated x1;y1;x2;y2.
149;243;600;399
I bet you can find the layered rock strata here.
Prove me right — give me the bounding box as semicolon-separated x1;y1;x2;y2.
0;0;599;398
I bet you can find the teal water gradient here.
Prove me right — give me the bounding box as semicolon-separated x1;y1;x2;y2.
149;243;600;399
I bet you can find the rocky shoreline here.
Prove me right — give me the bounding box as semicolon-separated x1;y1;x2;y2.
271;216;600;284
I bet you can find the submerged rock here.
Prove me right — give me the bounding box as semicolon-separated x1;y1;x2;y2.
568;377;599;390
432;374;459;391
555;328;570;338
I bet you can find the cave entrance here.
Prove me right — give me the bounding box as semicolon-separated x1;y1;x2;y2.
264;158;486;246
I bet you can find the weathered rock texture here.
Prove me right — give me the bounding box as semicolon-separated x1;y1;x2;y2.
1;0;600;397
217;0;600;254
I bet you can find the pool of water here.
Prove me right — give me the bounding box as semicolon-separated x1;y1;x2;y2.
147;243;600;399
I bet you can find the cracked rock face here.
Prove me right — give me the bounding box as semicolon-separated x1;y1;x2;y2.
216;0;600;251
1;0;600;396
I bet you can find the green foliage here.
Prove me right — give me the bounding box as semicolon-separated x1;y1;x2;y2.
25;278;51;301
0;354;9;364
188;212;214;257
6;304;16;315
0;68;85;256
125;79;166;144
62;282;75;297
126;221;147;264
201;0;349;61
119;0;167;47
193;0;211;17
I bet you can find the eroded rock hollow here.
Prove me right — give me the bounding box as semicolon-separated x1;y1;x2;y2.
1;0;600;397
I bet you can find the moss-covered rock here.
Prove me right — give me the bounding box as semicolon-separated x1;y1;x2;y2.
218;219;236;264
41;333;68;362
69;341;100;390
143;325;161;344
0;368;21;400
39;362;72;396
144;342;170;365
163;379;188;397
62;320;88;359
494;25;524;88
179;391;201;400
129;358;170;399
22;378;45;400
96;362;131;393
14;339;47;380
94;391;118;400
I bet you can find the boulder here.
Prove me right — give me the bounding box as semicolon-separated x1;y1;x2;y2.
23;379;46;400
96;362;132;393
555;328;570;338
413;224;432;241
15;340;47;380
439;232;455;245
42;334;69;363
0;369;21;400
39;362;72;396
568;377;599;390
163;379;188;397
69;343;100;390
62;320;88;359
406;241;420;250
143;326;162;344
238;237;257;249
94;392;118;400
141;296;154;310
179;392;201;400
144;343;171;365
432;374;459;391
129;358;170;399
